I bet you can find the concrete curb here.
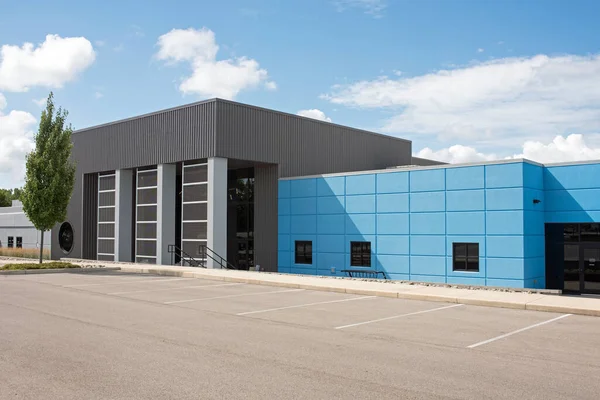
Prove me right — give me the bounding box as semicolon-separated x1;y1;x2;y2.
115;266;600;318
0;267;121;275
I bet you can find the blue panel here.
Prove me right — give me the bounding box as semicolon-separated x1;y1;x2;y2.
544;163;600;190
545;211;600;223
486;258;525;279
377;193;409;213
317;196;345;214
410;213;445;235
446;236;485;256
525;257;545;279
377;255;410;274
317;268;346;277
446;212;485;235
387;273;410;281
278;251;291;268
345;214;376;235
545;189;600;212
317;214;345;235
346;195;376;214
447;276;486;286
486;188;524;210
290;178;317;198
410;274;446;284
377;235;409;255
346;174;376;195
278;198;291;215
446;166;485;190
410;191;445;212
290;215;316;234
345;235;377;253
278;181;291;199
278;235;290;251
317;252;345;270
446;190;485;211
377;214;409;234
410;256;446;275
524;188;545;211
411;236;445;256
377;172;409;193
410;169;445;192
316;176;345;196
524;235;545;258
290;197;317;215
486;211;524;235
290;267;317;275
523;163;544;190
485;162;524;188
486;278;525;289
524;211;545;236
278;266;291;274
278;215;290;234
524;277;545;289
317;234;345;253
487;236;524;258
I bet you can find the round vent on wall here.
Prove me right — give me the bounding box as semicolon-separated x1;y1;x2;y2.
58;222;74;254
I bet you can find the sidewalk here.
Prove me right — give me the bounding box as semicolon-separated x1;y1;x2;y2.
64;259;600;317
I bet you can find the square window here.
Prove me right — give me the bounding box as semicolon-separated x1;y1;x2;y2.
295;241;312;264
453;242;479;272
16;237;22;248
350;241;371;267
7;236;14;248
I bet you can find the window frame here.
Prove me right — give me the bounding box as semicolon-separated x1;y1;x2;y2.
7;236;14;248
452;242;480;272
16;237;22;248
350;241;371;267
294;240;313;265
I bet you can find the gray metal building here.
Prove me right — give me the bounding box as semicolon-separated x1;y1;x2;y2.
0;200;50;252
51;99;417;271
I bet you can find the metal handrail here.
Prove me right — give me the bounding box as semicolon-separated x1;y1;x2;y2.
167;244;206;268
198;245;237;270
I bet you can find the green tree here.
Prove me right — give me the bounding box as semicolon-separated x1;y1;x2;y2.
0;189;11;207
21;92;76;263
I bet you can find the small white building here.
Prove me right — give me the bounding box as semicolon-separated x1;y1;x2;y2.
0;200;50;250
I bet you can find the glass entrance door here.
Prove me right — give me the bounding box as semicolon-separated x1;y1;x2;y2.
582;246;600;294
563;244;580;292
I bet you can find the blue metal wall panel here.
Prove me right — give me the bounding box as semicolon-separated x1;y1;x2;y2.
377;214;409;234
410;169;445;192
446;190;485;211
316;177;345;196
377;172;409;193
345;195;376;214
377;193;409;213
446;166;485;190
346;174;376;195
485;163;524;188
317;196;345;214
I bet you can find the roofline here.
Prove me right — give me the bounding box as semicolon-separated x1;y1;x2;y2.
544;159;600;167
73;98;411;144
280;158;544;180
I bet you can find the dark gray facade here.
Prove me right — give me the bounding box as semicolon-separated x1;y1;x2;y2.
52;99;412;270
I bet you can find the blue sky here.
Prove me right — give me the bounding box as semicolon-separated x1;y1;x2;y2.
1;0;600;188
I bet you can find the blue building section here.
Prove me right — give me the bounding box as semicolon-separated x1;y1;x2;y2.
278;160;600;292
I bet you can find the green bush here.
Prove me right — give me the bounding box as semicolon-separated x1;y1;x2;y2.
0;262;77;270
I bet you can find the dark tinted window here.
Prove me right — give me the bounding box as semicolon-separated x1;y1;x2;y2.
295;241;312;264
453;243;479;272
350;241;371;267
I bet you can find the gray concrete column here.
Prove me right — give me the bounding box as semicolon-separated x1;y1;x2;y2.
115;169;133;262
207;157;228;268
157;164;176;265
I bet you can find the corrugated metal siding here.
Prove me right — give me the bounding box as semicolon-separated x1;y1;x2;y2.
254;164;278;271
82;174;98;259
72;101;218;173
215;100;412;177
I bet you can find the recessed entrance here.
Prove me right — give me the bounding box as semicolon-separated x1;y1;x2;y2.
227;167;254;270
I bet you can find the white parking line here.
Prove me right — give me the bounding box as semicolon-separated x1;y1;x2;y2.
109;283;245;295
164;288;305;305
237;295;377;316
335;304;464;330
64;278;190;288
467;314;572;349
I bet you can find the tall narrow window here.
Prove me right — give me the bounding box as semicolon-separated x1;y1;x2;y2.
295;241;312;264
453;243;479;272
350;241;371;267
16;237;22;248
8;236;14;248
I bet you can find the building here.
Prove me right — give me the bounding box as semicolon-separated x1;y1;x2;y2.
0;200;50;251
52;99;600;295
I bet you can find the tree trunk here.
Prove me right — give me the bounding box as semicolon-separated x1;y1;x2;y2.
39;230;44;264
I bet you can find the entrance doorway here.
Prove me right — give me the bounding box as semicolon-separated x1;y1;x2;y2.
227;168;254;270
564;244;600;294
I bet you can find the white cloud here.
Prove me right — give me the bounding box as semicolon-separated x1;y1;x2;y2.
297;109;332;122
0;34;96;92
0;93;36;188
333;0;387;17
323;54;600;149
477;48;484;53
155;27;275;100
415;134;600;164
32;97;46;107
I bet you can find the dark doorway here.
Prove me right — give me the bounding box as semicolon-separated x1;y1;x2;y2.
227;168;254;270
547;223;600;294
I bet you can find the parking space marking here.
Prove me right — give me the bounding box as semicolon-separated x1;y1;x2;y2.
237;295;377;316
64;278;191;288
108;283;245;295
467;313;572;349
164;288;305;305
335;303;464;330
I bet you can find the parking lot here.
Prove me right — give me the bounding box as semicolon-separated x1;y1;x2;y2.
1;271;600;399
